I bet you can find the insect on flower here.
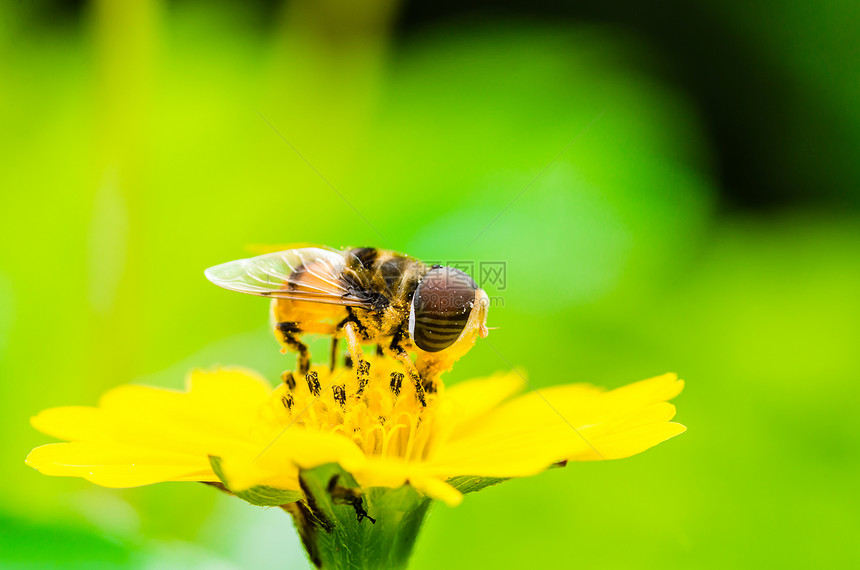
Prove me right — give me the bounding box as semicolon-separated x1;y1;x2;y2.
204;246;491;400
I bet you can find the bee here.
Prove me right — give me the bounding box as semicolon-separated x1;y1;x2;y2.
204;246;490;400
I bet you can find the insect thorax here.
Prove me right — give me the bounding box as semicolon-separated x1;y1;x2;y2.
345;248;427;341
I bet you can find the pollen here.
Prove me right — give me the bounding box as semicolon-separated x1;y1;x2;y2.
260;356;441;462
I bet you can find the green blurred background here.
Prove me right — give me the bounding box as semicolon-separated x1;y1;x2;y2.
2;0;858;567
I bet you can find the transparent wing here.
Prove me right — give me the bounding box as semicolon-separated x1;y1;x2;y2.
204;247;374;308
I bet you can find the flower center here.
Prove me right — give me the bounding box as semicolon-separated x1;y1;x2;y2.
259;356;440;462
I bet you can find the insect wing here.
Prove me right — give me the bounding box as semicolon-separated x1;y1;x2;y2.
204;247;373;308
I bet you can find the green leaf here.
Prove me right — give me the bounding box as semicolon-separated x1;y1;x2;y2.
208;456;303;507
447;475;509;494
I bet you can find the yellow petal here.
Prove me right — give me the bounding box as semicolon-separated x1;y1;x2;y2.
444;383;605;447
354;456;463;507
607;374;684;404
444;371;525;425
99;367;271;437
220;430;367;491
430;373;685;478
571;422;687;461
184;367;273;403
427;424;592;478
409;476;462;507
33;398;260;459
606;402;677;432
28;368;272;488
31;407;108;441
26;443;217;487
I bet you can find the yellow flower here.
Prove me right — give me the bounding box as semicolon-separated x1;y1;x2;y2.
26;357;685;508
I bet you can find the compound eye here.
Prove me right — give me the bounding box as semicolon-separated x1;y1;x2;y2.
410;267;478;352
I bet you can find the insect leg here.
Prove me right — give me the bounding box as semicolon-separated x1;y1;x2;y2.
275;322;310;375
342;322;370;395
385;340;426;407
